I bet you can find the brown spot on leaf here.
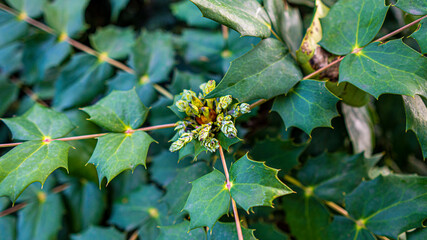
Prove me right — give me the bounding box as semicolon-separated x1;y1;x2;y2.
309;47;340;81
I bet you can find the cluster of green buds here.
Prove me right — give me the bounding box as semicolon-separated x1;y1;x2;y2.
169;80;251;153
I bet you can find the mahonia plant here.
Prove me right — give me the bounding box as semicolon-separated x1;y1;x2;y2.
170;80;250;152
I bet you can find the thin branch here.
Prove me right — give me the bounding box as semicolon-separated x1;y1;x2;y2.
218;146;243;240
0;123;177;148
0;3;173;100
10;79;49;107
250;99;267;109
375;15;427;43
302;56;344;80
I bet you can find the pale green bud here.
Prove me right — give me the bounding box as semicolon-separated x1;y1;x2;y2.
181;89;197;102
216;95;232;112
198;124;212;141
174;121;187;135
239;103;251;114
221;120;237;138
169;132;193;152
200;80;216;96
176;100;188;112
191;95;204;108
203;137;219;152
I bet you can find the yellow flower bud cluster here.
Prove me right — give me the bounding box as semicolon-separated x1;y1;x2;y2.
169;80;251;153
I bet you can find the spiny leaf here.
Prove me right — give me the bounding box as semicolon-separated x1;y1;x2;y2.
206;38;302;102
272;80;339;135
411;17;427;54
2;103;74;140
82;89;149;133
339;40;427;99
183;169;230;229
71;226;125;240
0;140;71;202
345;174;427;238
5;0;46;17
326;217;376;240
408;227;427;240
171;1;218;29
319;0;389;55
178;140;208;161
90;26;134;60
402;95;427;159
88;132;155;185
190;0;271;38
325;82;370;107
250;223;289;240
44;0;89;37
229;154;293;211
208;222;257;240
157;221;207;240
395;0;427;15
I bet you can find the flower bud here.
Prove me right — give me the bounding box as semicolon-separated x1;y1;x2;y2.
203;137;219;152
221;120;237;138
200;80;216;96
181;89;197;102
176;100;188;112
216;95;232;112
198;123;212;141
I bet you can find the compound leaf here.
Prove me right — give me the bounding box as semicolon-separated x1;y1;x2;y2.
319;0;388;55
90;26;134;59
190;0;271;38
206;38;302;102
71;226;125;240
183;170;230;229
402;95;427;159
2;103;74;140
229;154;293;211
411;18;427;54
339;40;427;99
272;80;339;135
82;89;149;132
44;0;89;37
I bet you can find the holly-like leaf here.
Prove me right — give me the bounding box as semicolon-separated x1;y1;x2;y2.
5;0;46;17
319;0;389;55
88;131;155;185
339;40;427;99
178;140;208;161
411;18;427;54
171;1;218;29
2;103;74;140
345;174;427;238
217;132;241;152
0;140;71;201
395;0;427;15
208;222;256;240
0;77;19;117
44;0;89;37
150;151;180;186
282;193;331;240
326;82;370;107
71;226;125;240
53;53;114;110
297;152;380;203
131;30;174;83
90;26;134;59
163;162;211;215
403;95;427;158
249;138;306;174
190;0;271;38
184;170;230;229
17;181;65;240
0;11;27;48
265;0;303;53
229;154;293;211
157;221;206;240
408;227;427;240
272;80;339;135
206;38;302;102
326;217;376;240
82;89;149;132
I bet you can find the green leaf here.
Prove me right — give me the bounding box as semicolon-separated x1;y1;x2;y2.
171;1;218;29
71;226;125;240
326;217;375;240
157;221;206;240
0;216;15;240
265;0;303;53
88;131;155;185
282;193;331;240
345;174;427;238
250;223;289;240
0;11;27;48
22;33;71;84
17;182;65;240
169;70;207;96
2;103;74;140
411;18;427;54
183;170;230;229
0;140;70;201
217;132;241;152
342;104;375;156
249;138;306;174
110;0;130;21
5;0;46;17
208;222;256;240
206;38;302;102
53;54;114;110
0;78;19;117
297;152;379;203
339;40;427;99
408;228;427;240
190;0;271;38
90;26;134;59
319;0;389;55
403;95;427;159
131;30;174;83
326;82;370;107
0;42;23;75
110;167;147;200
178;140;208;161
163;162;211;215
272;80;339;135
229;154;293;211
82;89;149;132
395;0;427;15
150;151;180;186
44;0;89;37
